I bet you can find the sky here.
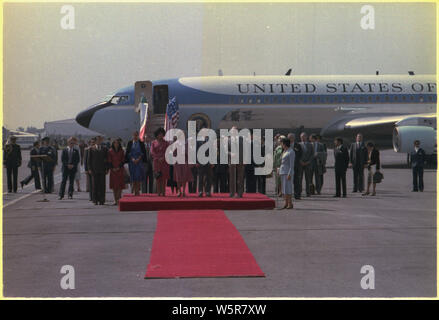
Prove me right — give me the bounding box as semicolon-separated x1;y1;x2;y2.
3;2;436;130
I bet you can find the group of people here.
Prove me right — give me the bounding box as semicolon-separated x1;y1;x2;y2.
272;131;427;210
3;128;428;208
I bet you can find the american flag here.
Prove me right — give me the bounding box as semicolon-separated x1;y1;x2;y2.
164;97;179;131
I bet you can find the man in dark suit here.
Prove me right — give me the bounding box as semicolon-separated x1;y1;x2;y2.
21;140;41;190
39;137;57;193
316;135;327;189
288;133;302;199
410;140;426;192
196;134;213;197
310;133;327;195
4;136;22;193
255;136;266;194
88;136;108;205
349;133;368;193
228;127;245;198
59;138;80;199
334;137;350;198
245;135;257;193
83;138;95;201
213;139;229;193
298;132;314;197
142;134;154;194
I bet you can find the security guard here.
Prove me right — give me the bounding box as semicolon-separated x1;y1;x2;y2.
3;136;22;193
39;137;57;193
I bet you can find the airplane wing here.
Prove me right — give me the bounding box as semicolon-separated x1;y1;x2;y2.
321;112;436;152
344;113;436;129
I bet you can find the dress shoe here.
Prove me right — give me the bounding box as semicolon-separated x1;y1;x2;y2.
20;181;24;189
58;196;64;200
342;194;347;198
198;193;203;197
333;195;340;198
206;193;211;197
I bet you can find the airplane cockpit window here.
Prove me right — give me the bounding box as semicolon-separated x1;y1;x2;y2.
110;95;130;105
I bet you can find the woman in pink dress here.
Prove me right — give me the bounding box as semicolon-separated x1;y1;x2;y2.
173;137;193;197
151;127;170;196
107;139;126;205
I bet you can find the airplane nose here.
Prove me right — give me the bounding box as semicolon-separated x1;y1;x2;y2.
75;108;94;128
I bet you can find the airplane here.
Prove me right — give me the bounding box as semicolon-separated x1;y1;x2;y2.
76;72;437;159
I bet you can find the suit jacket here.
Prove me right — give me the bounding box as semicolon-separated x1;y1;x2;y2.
279;148;295;177
367;148;380;170
143;142;153;173
312;142;327;164
3;143;22;167
87;145;108;174
299;142;314;163
293;142;302;169
228;136;245;165
61;147;80;172
29;147;41;168
83;147;90;172
349;141;368;167
39;145;57;169
410;148;426;168
334;144;349;172
125;140;147;164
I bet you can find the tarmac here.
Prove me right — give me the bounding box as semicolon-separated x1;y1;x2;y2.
2;150;437;297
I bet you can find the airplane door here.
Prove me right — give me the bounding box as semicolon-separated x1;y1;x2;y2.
153;85;169;114
134;81;153;113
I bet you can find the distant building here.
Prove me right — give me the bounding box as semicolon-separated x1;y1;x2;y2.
44;119;101;138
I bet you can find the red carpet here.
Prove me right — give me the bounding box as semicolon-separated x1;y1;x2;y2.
145;210;265;278
119;192;275;211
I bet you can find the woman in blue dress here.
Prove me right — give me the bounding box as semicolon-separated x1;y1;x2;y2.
126;131;146;196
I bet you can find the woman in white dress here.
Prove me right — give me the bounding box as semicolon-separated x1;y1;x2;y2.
278;137;295;210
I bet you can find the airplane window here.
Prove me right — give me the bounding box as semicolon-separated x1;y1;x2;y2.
316;96;321;102
248;98;253;104
385;96;390;102
257;98;262;104
264;97;269;104
299;97;304;103
394;96;398;101
111;96;121;104
419;96;424;102
410;96;414;101
240;98;245;104
402;96;407;102
368;96;372;102
110;95;129;105
428;96;433;102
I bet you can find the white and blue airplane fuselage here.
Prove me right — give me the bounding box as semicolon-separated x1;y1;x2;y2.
76;74;436;152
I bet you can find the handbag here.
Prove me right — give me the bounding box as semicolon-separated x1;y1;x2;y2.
373;171;384;184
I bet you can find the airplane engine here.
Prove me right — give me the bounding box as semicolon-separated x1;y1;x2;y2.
393;126;436;154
